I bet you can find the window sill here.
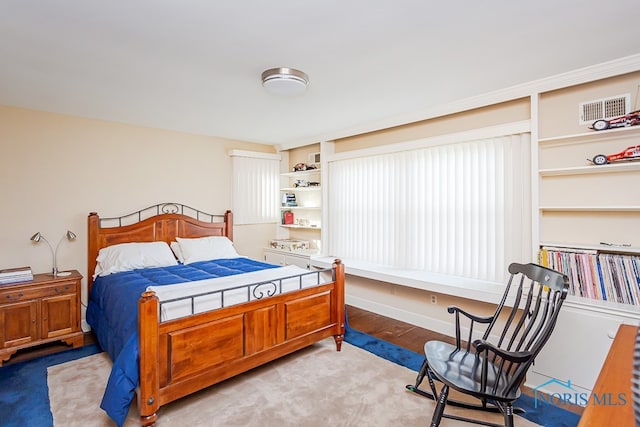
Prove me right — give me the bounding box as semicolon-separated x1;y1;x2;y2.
311;256;506;305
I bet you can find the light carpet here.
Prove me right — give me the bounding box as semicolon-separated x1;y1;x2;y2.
48;339;540;427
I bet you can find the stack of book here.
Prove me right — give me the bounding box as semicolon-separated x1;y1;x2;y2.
282;192;297;207
539;247;640;305
0;266;34;285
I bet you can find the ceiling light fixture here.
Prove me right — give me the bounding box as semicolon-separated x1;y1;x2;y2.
261;67;309;96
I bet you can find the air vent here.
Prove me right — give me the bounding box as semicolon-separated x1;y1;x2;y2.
308;152;321;165
579;94;630;125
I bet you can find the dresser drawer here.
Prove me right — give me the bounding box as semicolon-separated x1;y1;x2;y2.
0;282;77;304
0;270;83;366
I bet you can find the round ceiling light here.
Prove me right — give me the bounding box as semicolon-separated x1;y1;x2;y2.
261;67;309;95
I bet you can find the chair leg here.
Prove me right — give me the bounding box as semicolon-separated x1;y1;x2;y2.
414;358;429;388
503;403;514;427
407;359;440;401
425;363;439;399
430;384;449;427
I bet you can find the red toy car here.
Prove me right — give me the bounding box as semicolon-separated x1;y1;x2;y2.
591;145;640;165
591;110;640;131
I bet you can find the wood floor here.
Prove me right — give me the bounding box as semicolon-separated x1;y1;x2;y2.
347;304;455;353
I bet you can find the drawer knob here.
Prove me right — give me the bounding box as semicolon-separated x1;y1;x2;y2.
6;293;23;301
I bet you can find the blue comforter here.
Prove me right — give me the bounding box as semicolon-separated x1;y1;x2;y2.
86;257;279;426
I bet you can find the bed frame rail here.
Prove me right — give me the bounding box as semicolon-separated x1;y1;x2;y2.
157;268;333;321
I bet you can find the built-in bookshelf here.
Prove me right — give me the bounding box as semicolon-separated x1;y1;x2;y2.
538;245;640;305
279;168;322;231
528;75;640;394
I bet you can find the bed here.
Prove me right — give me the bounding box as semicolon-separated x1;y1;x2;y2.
85;203;345;426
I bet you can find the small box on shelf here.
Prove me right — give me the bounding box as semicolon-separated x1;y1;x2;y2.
282;211;294;225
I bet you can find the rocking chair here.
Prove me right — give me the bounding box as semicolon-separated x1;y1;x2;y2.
406;262;569;427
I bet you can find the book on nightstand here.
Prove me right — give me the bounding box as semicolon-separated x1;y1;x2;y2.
0;266;34;285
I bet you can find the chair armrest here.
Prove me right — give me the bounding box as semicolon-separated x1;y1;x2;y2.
473;339;533;363
448;306;494;324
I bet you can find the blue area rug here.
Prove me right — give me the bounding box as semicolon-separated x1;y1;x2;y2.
1;323;579;427
344;319;580;427
0;344;100;427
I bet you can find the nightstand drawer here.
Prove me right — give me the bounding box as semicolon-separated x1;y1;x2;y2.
0;282;77;303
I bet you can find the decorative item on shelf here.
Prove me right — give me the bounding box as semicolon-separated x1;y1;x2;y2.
30;230;77;276
293;180;320;187
589;145;640;165
0;266;33;285
590;110;640;131
282;192;297;206
269;239;310;251
282;210;294;225
291;162;317;172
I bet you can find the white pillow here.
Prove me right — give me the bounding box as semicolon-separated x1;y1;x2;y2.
175;236;239;264
170;241;185;263
94;241;178;277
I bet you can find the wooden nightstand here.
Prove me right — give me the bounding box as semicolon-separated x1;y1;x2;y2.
0;270;83;366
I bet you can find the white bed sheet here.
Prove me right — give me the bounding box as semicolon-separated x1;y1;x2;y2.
148;265;332;321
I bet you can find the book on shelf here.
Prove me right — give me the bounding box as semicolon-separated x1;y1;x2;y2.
539;247;640;305
0;266;34;285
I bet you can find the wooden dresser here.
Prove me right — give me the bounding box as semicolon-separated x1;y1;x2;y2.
578;324;637;427
0;270;83;365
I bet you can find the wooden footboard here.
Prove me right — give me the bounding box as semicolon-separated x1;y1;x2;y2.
137;260;345;426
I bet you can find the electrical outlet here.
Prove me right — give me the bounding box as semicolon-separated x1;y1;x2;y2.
430;295;437;304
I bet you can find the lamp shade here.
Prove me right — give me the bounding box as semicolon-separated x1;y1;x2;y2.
261;67;309;95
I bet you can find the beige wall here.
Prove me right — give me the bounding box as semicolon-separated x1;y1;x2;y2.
0;105;276;308
335;98;530;152
539;70;640;138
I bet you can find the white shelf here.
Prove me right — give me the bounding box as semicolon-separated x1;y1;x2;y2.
539;206;640;212
539;162;640;176
563;295;640;318
538;125;640;144
264;247;320;256
280;206;321;210
281;169;321;178
540;241;640;254
280;186;321;191
279;224;321;230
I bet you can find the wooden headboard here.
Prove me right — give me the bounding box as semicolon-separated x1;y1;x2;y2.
87;203;233;292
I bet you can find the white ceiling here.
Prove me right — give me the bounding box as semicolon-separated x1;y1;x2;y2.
1;1;639;148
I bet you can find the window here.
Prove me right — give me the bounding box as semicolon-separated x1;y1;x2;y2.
327;128;531;283
230;150;280;225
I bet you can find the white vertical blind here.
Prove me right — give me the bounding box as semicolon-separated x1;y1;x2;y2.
327;133;531;282
230;151;280;225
